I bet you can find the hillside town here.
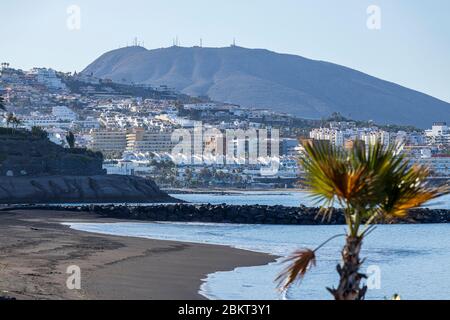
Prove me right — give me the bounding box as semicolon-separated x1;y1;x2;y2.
1;63;449;189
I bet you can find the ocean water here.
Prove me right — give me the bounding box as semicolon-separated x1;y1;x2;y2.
66;221;450;300
65;192;450;300
170;191;450;209
54;191;450;209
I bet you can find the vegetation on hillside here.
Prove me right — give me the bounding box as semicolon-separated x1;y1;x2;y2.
5;113;21;128
0;95;5;110
66;131;76;148
325;112;419;133
31;126;48;139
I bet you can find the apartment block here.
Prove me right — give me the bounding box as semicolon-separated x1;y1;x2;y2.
126;128;175;154
90;130;128;154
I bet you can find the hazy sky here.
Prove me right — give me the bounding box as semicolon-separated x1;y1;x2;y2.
1;0;449;102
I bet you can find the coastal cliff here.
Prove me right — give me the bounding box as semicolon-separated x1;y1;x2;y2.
0;128;176;204
0;175;176;204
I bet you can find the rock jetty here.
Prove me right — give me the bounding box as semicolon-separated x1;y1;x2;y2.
9;203;450;225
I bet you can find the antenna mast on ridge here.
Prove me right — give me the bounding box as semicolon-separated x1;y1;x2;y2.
172;36;180;47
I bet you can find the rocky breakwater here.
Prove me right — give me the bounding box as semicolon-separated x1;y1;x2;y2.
0;175;177;204
24;203;450;225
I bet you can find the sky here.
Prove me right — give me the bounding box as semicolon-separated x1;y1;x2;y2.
1;0;449;102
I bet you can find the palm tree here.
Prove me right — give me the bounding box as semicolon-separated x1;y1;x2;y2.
276;140;448;300
5;113;13;127
31;126;48;139
11;116;21;129
5;113;20;129
0;96;5;111
66;131;76;148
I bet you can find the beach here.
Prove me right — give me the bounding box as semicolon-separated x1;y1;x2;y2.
0;209;275;300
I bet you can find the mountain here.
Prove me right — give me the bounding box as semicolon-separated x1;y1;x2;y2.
82;46;450;128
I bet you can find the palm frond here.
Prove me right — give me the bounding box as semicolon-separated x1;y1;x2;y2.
301;140;379;214
301;140;449;225
276;249;316;291
276;234;346;291
380;164;449;219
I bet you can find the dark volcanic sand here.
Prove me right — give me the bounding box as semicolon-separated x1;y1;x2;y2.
0;210;275;300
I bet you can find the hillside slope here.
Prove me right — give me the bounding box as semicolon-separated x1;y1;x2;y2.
82;46;450;128
0;129;175;204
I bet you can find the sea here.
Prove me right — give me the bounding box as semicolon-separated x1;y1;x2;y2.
65;191;450;300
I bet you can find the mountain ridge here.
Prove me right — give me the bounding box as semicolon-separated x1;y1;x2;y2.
82;46;450;128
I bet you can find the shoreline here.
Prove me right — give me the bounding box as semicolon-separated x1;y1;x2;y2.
164;188;309;195
0;209;275;300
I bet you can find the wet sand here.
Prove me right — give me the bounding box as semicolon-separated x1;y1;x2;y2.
0;210;275;300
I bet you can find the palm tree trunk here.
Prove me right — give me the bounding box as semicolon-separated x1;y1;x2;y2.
328;236;367;300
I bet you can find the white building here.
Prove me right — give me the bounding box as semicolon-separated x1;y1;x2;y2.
183;103;221;110
126;129;175;154
309;128;344;147
103;160;135;175
360;131;390;146
425;122;450;146
29;68;66;90
310;127;390;147
52;106;78;121
72;117;100;130
20;116;71;129
90;129;128;155
411;150;450;176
